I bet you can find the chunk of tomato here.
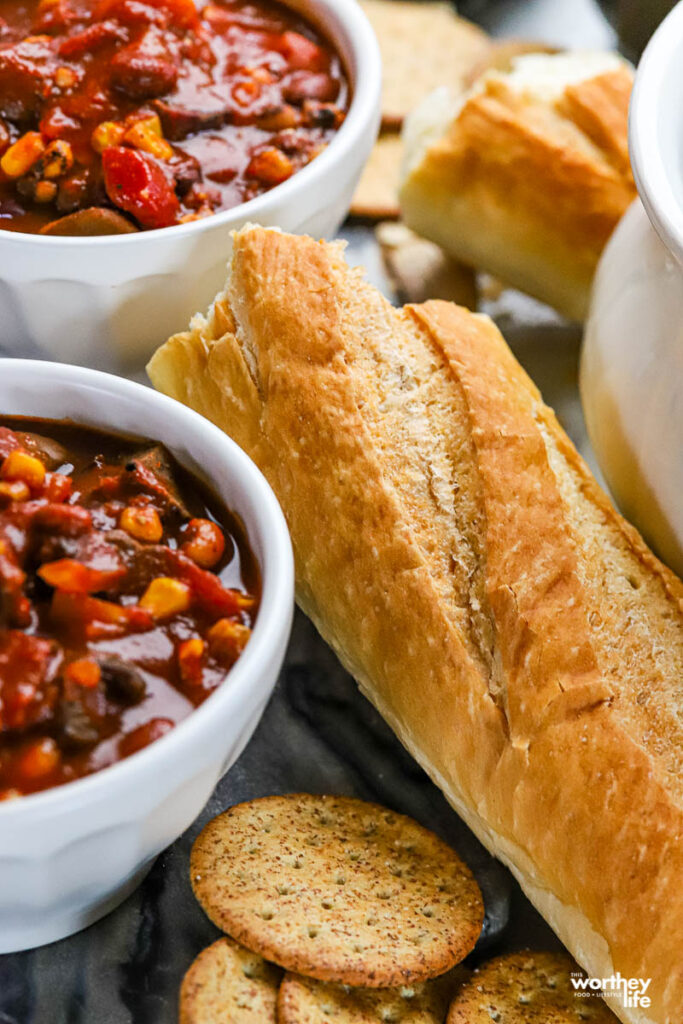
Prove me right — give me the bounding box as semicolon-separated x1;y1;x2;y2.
98;0;199;29
102;146;179;229
279;30;328;71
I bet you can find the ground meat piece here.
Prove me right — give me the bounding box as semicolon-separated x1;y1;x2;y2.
166;148;201;195
56;171;97;214
282;70;339;105
58;699;99;749
153;96;226;140
13;431;68;469
40;207;138;236
0;38;56;121
124;444;191;517
110;28;179;100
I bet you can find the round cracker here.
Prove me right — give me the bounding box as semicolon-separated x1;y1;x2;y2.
179;937;282;1024
446;952;617;1023
278;966;468;1023
190;794;484;987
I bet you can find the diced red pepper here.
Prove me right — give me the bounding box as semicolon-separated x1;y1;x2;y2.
0;544;29;627
51;590;153;639
200;4;232;33
32;0;83;35
32;502;92;536
168;548;252;618
118;717;174;757
279;31;328;72
102;146;179;229
38;557;126;594
58;21;127;58
0;632;60;733
95;0;167;27
0;427;24;461
100;0;199;30
43;472;72;503
64;657;101;688
147;0;200;30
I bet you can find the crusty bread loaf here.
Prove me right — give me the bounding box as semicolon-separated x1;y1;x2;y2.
400;52;636;321
148;227;683;1024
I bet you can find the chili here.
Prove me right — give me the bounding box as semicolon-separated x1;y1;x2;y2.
0;0;348;233
0;417;260;798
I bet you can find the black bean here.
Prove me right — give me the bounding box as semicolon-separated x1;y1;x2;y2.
98;655;147;705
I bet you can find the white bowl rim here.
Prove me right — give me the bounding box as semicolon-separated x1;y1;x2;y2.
629;0;683;263
0;0;381;248
0;358;294;819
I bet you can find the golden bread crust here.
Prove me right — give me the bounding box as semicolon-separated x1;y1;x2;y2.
400;64;636;320
149;227;683;1024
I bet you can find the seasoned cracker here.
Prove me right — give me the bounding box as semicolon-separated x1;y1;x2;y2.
179;937;282;1024
350;134;403;220
360;0;490;128
278;966;468;1023
446;952;617;1023
191;794;484;988
376;222;478;308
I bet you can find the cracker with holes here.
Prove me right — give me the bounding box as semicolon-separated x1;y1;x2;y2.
278;966;468;1023
446;952;617;1023
190;794;483;987
179;936;282;1024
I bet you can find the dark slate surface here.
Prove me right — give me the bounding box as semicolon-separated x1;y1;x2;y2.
0;611;563;1024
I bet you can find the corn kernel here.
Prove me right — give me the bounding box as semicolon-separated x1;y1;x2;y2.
120;505;163;543
207;617;251;661
65;658;101;689
139;577;191;619
1;132;46;178
40;139;73;179
124;115;173;160
55;66;78;89
0;480;30;502
247;147;293;186
178;637;205;684
34;180;57;203
181;518;225;569
91;120;126;154
1;450;46;489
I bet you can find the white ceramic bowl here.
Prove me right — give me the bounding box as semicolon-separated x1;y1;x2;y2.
0;0;381;372
581;0;683;575
0;359;294;953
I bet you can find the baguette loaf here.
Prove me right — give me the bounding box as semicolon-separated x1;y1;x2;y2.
400;52;636;321
148;227;683;1024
